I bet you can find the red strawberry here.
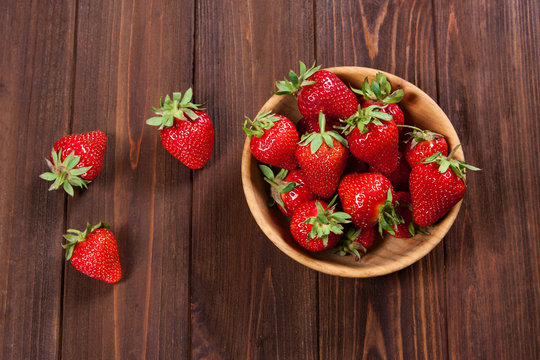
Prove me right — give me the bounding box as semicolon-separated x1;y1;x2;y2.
338;172;403;234
296;116;332;136
295;113;349;198
353;72;405;128
40;131;107;196
369;151;410;191
244;111;299;170
275;62;358;121
146;89;214;169
63;222;122;284
259;165;314;217
338;104;399;173
344;156;368;175
402;125;448;167
387;191;427;238
409;146;480;226
290;199;351;252
335;227;376;260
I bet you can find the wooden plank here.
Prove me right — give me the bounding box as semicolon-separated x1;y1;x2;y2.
191;0;318;358
60;0;194;358
315;1;448;358
434;0;540;358
0;0;75;358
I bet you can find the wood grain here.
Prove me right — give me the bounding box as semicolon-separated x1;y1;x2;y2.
435;0;540;358
191;0;318;358
60;0;194;358
0;0;75;358
315;0;448;358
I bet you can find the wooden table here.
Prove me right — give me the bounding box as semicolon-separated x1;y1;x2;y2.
1;0;538;358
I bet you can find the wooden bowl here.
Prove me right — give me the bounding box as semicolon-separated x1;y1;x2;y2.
241;66;463;277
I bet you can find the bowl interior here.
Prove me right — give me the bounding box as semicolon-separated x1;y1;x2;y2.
241;66;463;277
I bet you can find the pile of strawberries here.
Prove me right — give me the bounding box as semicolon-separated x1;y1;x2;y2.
245;62;478;259
40;89;215;283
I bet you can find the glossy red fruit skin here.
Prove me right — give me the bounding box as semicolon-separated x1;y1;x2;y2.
70;228;122;284
356;226;376;250
347;119;399;173
389;191;414;238
290;200;340;252
362;99;404;128
249;115;299;170
275;170;315;217
339;173;395;228
404;136;448;167
296;116;333;136
298;70;358;121
370;152;410;191
160;110;214;169
295;138;349;198
409;162;466;227
52;131;107;181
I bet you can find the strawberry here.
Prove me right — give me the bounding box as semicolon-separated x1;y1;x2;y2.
146;89;214;169
369;151;410;191
290;198;351;252
338;104;399;173
63;222;122;284
275;62;358;122
352;72;405;128
295;113;349;198
296;116;332;136
335;227;376;260
39;131;107;196
388;191;427;238
402;125;448;167
409;146;480;226
338;172;403;234
259;165;314;217
244;111;299;170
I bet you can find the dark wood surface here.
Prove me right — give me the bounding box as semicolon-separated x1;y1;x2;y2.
1;0;538;359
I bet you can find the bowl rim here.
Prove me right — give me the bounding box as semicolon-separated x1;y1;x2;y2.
241;66;463;278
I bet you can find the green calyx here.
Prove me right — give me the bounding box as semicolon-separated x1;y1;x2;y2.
378;190;404;236
352;72;403;103
335;227;367;261
303;196;351;247
146;88;203;130
259;165;299;211
399;124;444;150
421;145;481;183
274;61;321;95
298;112;348;153
243;111;282;138
336;104;393;136
62;221;109;261
39;149;92;196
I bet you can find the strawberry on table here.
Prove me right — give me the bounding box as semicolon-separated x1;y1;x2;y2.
353;72;405;128
295;112;349;198
259;165;314;217
275;61;358;122
244;111;299;170
39;130;107;196
335;227;376;260
338;104;399;173
402;125;448;167
290;198;351;252
63;222;122;284
146;88;214;169
409;145;480;226
338;172;403;235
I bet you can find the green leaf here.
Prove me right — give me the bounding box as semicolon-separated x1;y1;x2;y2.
70;166;91;176
146;117;164;126
299;61;307;75
310;136;323;153
289;71;299;88
39;172;57;181
51;149;59;164
322;133;333;148
184;109;199;120
280;182;298;193
259;165;275;180
181;88;193;105
63;182;74;197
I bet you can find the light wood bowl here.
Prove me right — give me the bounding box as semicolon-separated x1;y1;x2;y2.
241;66;463;277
